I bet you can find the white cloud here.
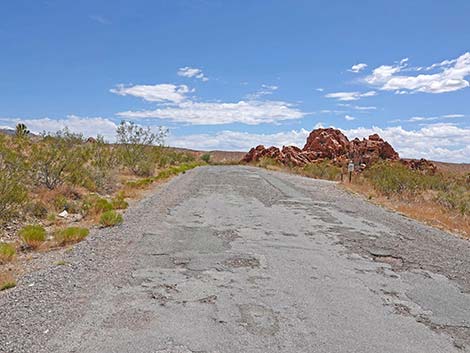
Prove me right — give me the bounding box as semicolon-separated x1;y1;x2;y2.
170;123;470;162
117;100;306;125
354;106;376;111
110;84;191;103
246;84;279;99
168;129;312;151
365;52;470;94
344;115;356;121
390;114;466;123
0;115;118;141
343;123;470;162
177;67;208;81
316;88;324;92
349;63;368;73
325;91;377;101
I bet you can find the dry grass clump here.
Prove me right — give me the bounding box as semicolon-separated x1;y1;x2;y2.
54;227;89;246
0;272;16;291
18;225;46;249
99;210;123;227
0;242;16;264
298;160;342;181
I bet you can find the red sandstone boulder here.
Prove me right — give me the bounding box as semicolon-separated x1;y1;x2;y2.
303;128;350;159
349;135;399;165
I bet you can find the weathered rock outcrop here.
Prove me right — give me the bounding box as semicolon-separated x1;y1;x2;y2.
401;158;437;175
242;127;434;172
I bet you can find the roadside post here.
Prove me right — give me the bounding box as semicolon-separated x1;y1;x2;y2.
348;161;354;183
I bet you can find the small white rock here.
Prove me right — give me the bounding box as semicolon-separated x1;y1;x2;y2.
58;210;69;218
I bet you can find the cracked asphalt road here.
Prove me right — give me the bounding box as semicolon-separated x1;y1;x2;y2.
1;166;470;352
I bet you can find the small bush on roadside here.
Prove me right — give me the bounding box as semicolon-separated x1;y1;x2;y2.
301;161;342;181
436;186;470;216
116;121;167;176
24;201;49;219
99;210;123;227
257;157;280;169
54;227;89;245
19;225;46;249
364;162;445;196
0;243;16;263
94;198;113;213
111;193;128;210
200;153;211;163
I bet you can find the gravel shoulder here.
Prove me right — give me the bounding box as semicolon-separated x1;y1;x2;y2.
1;166;469;353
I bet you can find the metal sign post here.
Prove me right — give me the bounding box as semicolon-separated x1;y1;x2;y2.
348;161;354;183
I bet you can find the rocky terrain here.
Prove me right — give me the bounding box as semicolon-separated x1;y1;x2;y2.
242;127;435;173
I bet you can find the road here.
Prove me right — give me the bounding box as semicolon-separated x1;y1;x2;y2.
1;166;470;353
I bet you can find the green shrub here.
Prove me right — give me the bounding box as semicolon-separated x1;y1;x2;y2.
301;161;342;181
24;201;49;219
19;225;47;249
436;186;470;216
111;193;128;210
30;129;88;190
200;153;211;163
116;121;167;176
94;198;113;213
54;227;89;245
99;210;123;227
364;162;445;196
0;243;16;263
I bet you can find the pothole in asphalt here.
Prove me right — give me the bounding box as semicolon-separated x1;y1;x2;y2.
238;304;279;336
224;255;260;269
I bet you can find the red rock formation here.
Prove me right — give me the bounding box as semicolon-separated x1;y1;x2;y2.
241;127;434;172
349;134;399;165
302;128;350;159
401;158;437;175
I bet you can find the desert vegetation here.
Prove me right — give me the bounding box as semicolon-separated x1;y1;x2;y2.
0;121;203;290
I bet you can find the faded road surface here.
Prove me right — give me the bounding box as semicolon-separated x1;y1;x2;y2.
2;166;470;353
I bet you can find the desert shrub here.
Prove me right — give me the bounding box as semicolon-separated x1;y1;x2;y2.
53;195;68;211
116;121;167;176
99;210;123;227
200;153;211;163
54;227;89;245
0;243;16;263
87;136;119;191
111;193;128;210
257;157;280;169
436;185;470;216
15;123;30;139
0;137;28;223
302;161;342;181
364;162;445;196
94;198;113;213
19;225;46;249
30;129;88;189
24;201;48;219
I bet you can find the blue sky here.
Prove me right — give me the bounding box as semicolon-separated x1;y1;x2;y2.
1;0;470;161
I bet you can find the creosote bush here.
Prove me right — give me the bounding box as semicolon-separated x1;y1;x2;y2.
54;227;89;245
300;161;342;181
99;210;123;227
364;162;445;196
19;225;47;249
0;243;16;263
